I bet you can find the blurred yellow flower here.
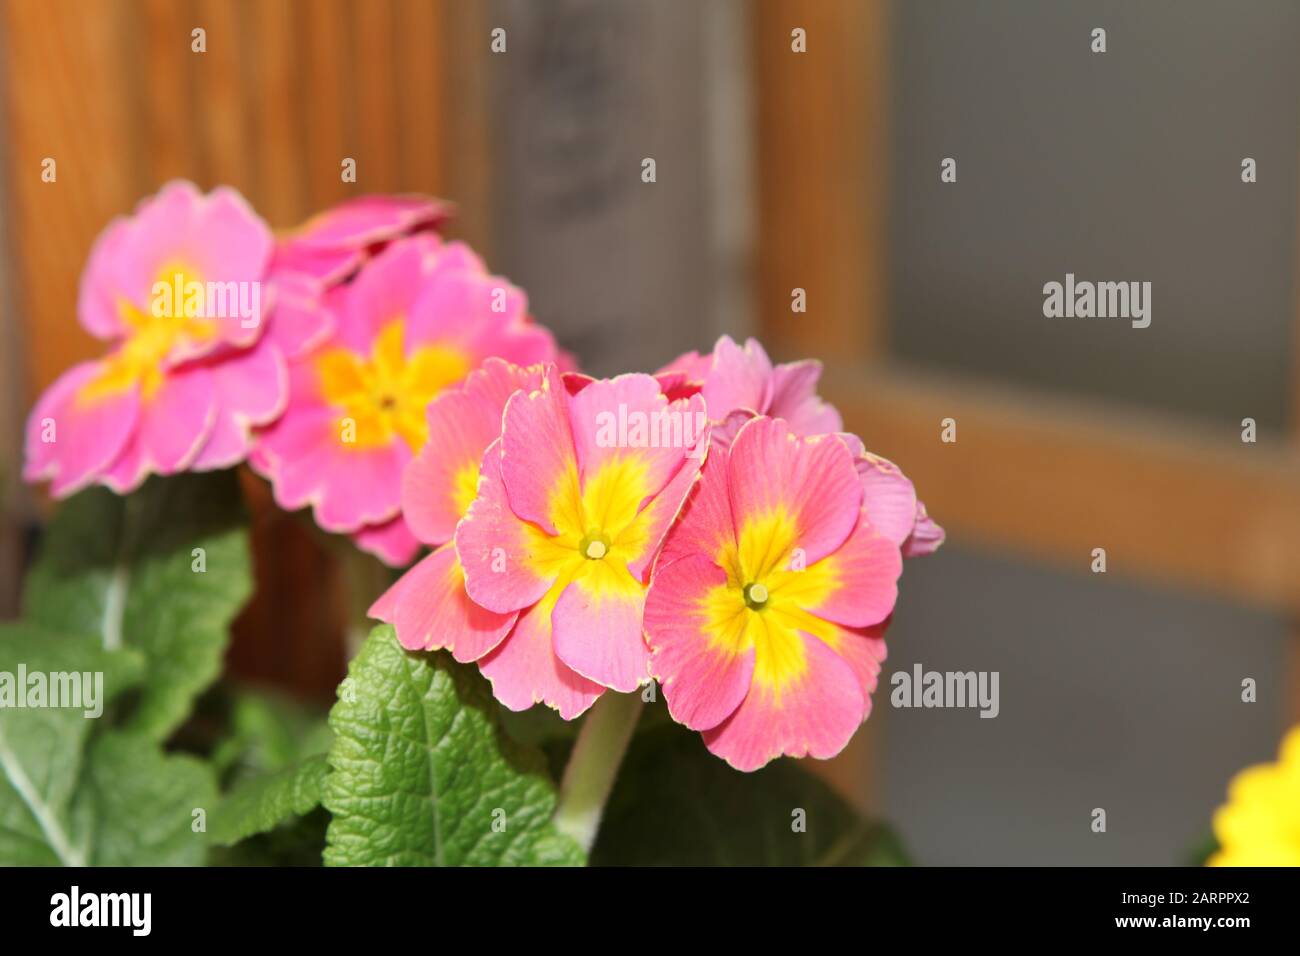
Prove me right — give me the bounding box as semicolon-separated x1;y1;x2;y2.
1209;726;1300;866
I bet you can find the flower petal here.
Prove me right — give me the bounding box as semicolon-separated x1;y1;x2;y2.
836;433;920;547
370;545;517;659
191;340;289;471
403;359;540;547
456;441;575;614
335;235;436;354
78;217;134;340
727;417;862;572
264;271;336;360
654;348;711;383
23;361;140;498
619;432;707;583
820;618;888;700
646;554;755;731
656;444;736;572
768;358;842;435
768;508;901;629
100;364;217;493
478;591;605;719
406;244;530;349
498;367;582;536
551;559;650;692
352;514;422;567
702;625;865;772
902;501;946;557
567;373;706;501
288;194;448;250
701;335;772;420
253;355;408;531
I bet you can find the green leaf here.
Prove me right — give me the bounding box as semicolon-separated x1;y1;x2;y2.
211;689;332;782
23;472;252;740
591;724;911;866
323;625;584;867
73;731;216;866
0;622;143;864
211;753;328;847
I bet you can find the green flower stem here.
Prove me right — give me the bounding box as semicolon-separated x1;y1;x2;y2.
553;690;643;854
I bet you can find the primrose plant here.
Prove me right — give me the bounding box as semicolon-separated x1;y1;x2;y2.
4;183;941;867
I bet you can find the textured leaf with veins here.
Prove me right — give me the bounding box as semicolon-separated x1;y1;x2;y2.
324;626;584;866
211;753;329;847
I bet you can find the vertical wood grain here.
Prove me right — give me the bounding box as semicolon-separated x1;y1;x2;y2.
752;0;886;365
247;0;306;226
138;0;200;186
193;0;251;191
397;0;444;195
301;0;354;214
351;0;399;193
1;0;140;407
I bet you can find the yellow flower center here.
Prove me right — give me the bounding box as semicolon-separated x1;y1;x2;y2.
519;454;660;616
743;582;769;609
315;319;471;451
695;508;849;697
581;532;611;560
79;263;217;403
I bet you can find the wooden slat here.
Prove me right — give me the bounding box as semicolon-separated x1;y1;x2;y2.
139;0;200;185
301;0;353;212
248;0;306;225
397;0;443;194
194;0;251;191
826;362;1300;613
351;0;399;193
1;0;140;406
752;0;886;363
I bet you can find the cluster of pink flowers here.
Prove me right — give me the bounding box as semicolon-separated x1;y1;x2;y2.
26;182;943;772
25;182;563;565
370;333;943;771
